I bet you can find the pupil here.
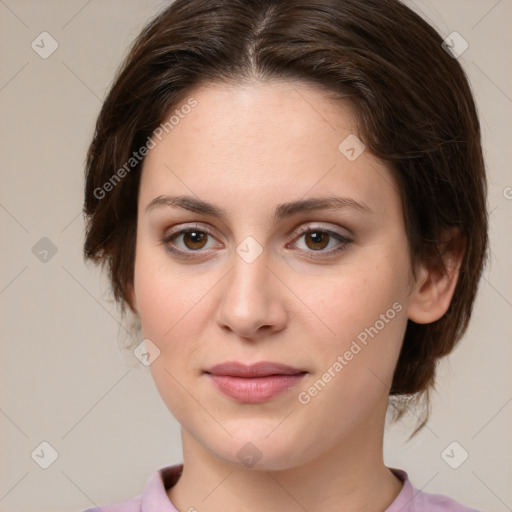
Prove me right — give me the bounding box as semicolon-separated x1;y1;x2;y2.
186;231;205;248
307;231;328;250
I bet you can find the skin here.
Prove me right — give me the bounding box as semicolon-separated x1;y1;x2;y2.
127;80;462;512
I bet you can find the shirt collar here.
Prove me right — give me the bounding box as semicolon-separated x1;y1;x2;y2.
140;464;413;512
141;464;183;511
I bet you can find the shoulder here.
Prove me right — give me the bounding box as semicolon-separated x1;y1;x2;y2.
388;469;482;512
412;489;482;511
79;494;142;512
77;464;183;512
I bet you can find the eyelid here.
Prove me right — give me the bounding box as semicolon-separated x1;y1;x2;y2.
286;224;352;258
162;221;351;242
161;221;353;259
164;221;215;235
162;223;221;246
160;223;221;261
291;222;352;240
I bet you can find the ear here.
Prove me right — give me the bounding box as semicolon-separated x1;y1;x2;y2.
126;282;138;315
408;228;465;324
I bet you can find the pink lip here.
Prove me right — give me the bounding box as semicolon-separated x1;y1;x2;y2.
204;361;307;403
206;361;305;377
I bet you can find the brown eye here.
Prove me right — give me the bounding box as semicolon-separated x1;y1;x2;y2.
290;226;352;259
304;231;330;251
179;230;208;250
161;226;219;259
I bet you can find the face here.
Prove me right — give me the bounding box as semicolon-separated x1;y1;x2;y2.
130;80;415;470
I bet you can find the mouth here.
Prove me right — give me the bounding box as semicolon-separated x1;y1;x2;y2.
205;361;307;377
204;361;307;403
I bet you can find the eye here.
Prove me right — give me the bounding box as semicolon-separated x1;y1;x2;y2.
161;223;352;261
161;224;221;260
288;226;352;258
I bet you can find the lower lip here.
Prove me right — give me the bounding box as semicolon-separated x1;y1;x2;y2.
206;373;306;403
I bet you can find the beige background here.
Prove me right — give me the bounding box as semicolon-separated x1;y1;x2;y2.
0;1;511;511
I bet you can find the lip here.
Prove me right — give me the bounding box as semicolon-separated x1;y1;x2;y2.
204;361;307;403
205;361;306;377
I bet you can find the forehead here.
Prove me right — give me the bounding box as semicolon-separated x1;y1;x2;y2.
139;80;401;222
147;80;358;166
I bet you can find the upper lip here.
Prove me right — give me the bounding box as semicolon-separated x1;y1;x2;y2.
205;361;307;377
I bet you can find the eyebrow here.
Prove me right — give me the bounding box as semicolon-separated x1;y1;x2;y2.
145;194;373;221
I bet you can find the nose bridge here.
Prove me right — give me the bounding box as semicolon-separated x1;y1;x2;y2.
216;244;285;337
225;247;271;316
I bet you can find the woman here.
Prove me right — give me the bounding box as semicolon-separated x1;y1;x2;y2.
81;0;487;510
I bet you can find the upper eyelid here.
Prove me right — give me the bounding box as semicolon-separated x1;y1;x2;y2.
164;228;351;265
292;223;352;238
164;220;351;236
164;222;352;246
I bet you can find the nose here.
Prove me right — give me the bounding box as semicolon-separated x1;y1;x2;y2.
215;249;288;340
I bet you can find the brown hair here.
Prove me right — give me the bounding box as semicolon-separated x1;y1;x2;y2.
83;0;488;433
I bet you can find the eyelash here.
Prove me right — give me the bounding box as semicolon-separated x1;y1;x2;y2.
160;223;352;261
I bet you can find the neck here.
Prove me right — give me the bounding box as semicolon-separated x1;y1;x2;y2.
167;404;403;512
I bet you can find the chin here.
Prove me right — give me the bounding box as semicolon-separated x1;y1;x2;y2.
201;427;317;472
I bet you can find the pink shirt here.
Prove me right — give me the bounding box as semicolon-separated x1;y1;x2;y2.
80;464;481;511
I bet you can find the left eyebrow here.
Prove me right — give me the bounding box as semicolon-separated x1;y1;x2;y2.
273;196;373;219
144;194;374;221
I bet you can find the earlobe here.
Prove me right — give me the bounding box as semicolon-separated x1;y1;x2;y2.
407;230;465;324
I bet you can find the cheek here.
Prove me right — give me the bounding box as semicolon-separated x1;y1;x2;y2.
132;243;216;389
133;241;198;339
293;267;408;428
133;247;209;423
307;263;406;343
295;248;410;401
